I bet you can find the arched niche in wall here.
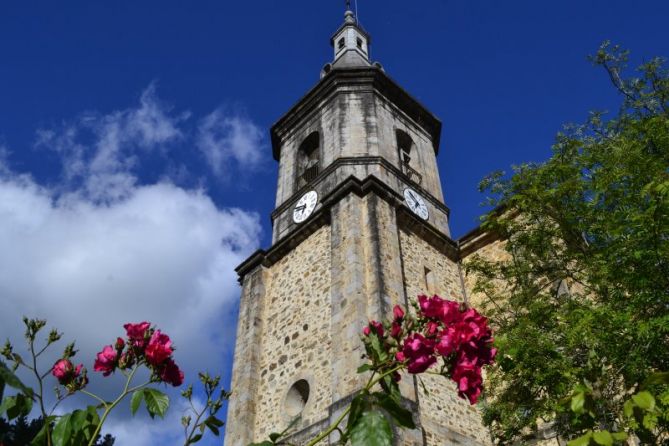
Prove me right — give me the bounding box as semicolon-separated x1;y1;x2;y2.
296;131;320;189
396;129;421;185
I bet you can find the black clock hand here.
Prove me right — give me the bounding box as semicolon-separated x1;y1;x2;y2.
295;205;306;212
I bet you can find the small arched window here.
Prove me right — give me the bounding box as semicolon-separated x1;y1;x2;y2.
297;132;320;189
396;129;421;184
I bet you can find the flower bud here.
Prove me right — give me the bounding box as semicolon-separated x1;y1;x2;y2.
393;305;405;321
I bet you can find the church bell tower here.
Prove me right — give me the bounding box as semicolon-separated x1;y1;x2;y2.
225;6;491;445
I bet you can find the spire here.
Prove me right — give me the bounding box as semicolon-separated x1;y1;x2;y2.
328;2;371;69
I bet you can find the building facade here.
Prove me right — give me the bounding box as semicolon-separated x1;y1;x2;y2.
225;8;494;446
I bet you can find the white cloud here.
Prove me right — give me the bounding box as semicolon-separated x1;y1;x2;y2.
0;85;263;445
197;108;265;176
35;83;188;202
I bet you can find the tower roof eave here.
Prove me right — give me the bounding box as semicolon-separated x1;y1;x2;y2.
271;67;442;160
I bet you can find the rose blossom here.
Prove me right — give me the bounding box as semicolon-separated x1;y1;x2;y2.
145;330;173;366
401;333;437;374
124;322;151;347
159;358;184;387
393;305;405;321
390;322;402;339
52;359;74;384
94;345;118;376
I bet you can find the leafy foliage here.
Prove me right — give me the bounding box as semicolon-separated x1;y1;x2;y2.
468;42;669;443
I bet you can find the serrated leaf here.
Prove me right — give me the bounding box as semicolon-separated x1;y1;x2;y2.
188;433;203;444
130;389;143;415
350;410;392;446
369;334;389;363
206;415;224;427
0;360;33;397
611;432;628;441
592;430;613;446
567;431;592;446
374;392;415;428
571;391;586;414
631;391;655;411
347;393;370;433
1;393;33;420
623;399;634;418
143;388;169;419
357;364;372;373
52;413;73;446
642;412;658;430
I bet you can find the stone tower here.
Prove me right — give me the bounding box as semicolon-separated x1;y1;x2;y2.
225;7;491;446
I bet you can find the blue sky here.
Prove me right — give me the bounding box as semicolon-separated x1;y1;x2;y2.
1;1;668;444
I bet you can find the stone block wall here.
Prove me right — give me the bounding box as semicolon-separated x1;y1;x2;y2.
399;229;493;445
252;225;333;442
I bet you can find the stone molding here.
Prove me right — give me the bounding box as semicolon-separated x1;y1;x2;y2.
271;67;442;160
237;174;461;283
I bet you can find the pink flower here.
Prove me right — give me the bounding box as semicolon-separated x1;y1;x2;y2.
364;320;384;337
395;351;406;362
94;345;118;376
393;305;405;321
52;359;86;389
124;322;151;347
159;358;184;387
390;322;402;339
401;333;437;374
451;360;483;404
145;330;173;366
435;327;457;356
417;295;462;325
115;337;125;350
52;359;74;384
426;321;440;337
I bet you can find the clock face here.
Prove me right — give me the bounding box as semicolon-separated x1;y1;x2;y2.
403;188;429;220
293;190;318;224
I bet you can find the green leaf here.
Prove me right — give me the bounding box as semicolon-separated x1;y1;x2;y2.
374;392;415;428
205;416;222;436
611;432;628;441
349;410;392;446
347;393;369;433
571;391;586;414
52;413;74;446
268;432;281;442
130;389;144;415
357;364;372;373
1;393;33;420
0;359;33;397
142;388;169;419
642;412;658;430
369;334;389;363
30;418;53;446
567;431;592;446
631;391;655;411
623;399;635;418
248;442;274;446
188;433;203;444
592;430;613;446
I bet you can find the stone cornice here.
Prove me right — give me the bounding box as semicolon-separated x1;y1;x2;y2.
270;67;442;160
397;208;460;262
271;156;451;222
237;174;460;282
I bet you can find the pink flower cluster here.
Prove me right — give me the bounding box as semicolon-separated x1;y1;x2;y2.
93;322;184;387
52;358;88;392
362;295;496;404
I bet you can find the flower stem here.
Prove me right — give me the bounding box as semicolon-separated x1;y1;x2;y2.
303;365;404;446
86;366;140;446
29;335;51;446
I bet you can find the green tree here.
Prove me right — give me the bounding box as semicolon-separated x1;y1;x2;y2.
467;42;669;444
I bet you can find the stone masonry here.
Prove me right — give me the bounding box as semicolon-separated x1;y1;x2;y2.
225;7;503;446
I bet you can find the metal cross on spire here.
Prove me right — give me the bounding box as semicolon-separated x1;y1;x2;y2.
345;0;351;11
